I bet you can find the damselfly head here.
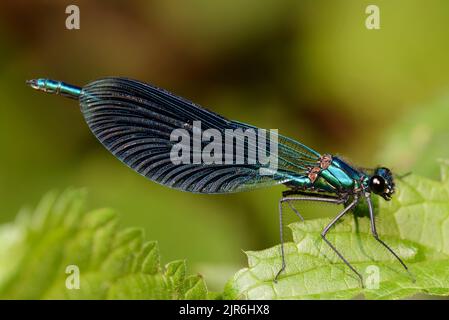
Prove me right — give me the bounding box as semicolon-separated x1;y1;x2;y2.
369;167;395;201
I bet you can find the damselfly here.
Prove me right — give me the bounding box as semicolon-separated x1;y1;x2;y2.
27;77;412;286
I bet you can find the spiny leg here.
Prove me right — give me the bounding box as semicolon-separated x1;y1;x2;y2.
286;200;304;221
275;198;286;282
365;194;415;282
320;197;364;286
274;196;344;282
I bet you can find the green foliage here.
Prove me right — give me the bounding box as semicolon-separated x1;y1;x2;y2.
224;161;449;299
381;94;449;179
0;189;209;299
1;162;449;299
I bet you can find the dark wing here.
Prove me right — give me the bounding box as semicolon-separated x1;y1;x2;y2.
79;78;320;193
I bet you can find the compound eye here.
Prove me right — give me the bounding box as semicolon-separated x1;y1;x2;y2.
369;175;386;194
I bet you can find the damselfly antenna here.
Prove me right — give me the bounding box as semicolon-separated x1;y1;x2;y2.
395;171;412;179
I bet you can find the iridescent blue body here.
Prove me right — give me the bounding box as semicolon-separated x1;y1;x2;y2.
26;78;374;197
27;77;410;286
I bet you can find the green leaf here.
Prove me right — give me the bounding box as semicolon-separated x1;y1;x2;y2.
0;189;209;299
224;161;449;300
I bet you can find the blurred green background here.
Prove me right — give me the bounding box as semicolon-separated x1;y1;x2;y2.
1;0;449;290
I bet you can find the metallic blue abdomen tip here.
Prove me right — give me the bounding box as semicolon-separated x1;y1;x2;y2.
26;78;82;99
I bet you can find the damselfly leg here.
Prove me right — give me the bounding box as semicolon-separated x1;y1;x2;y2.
365;194;415;282
275;195;345;282
320;197;363;286
286;200;304;222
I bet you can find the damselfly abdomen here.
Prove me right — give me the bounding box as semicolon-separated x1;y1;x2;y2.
27;77;412;286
